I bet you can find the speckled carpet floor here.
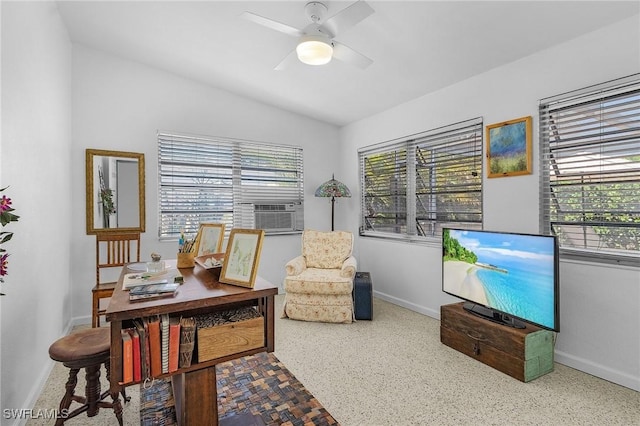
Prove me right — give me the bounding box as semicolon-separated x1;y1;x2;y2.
28;295;639;426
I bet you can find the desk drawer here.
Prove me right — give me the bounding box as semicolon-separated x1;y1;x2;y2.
195;307;264;363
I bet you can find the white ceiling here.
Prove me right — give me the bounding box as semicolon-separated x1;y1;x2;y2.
56;1;638;126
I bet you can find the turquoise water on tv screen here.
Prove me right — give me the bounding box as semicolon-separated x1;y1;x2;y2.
477;258;555;329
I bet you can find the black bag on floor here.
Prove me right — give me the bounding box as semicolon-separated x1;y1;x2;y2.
353;272;373;320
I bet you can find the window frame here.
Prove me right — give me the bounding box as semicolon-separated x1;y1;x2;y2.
539;74;640;267
157;132;304;240
358;118;484;244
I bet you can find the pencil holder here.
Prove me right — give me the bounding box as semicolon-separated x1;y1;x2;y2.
177;252;195;268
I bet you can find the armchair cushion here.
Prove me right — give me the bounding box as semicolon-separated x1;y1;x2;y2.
282;294;354;324
285;255;307;277
284;268;353;295
341;256;357;278
302;230;353;269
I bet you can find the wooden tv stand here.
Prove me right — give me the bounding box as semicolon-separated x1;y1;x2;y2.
106;262;277;425
440;302;555;382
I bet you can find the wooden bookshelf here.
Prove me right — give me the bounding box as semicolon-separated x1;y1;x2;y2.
106;263;277;426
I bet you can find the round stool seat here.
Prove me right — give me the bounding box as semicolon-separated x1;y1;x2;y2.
48;327;124;425
49;328;110;368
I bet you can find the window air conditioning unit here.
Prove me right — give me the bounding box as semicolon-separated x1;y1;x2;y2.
254;203;303;232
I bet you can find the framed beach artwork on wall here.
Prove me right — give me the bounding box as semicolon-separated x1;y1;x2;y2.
194;223;225;256
219;228;265;288
486;116;532;178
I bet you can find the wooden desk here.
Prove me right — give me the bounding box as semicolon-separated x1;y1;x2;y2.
106;263;278;426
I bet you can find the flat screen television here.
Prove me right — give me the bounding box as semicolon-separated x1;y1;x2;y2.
442;228;559;332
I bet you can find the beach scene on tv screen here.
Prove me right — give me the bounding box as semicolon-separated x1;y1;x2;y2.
443;229;556;329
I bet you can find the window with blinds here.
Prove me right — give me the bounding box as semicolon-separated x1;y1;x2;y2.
539;74;640;265
359;118;483;241
158;133;304;239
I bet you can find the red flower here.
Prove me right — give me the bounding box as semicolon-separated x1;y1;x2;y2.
0;253;8;278
0;187;18;291
0;196;11;212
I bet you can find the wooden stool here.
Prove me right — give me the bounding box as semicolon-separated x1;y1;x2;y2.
48;328;125;425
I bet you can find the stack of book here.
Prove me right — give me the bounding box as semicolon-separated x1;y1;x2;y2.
122;268;184;291
121;314;197;384
129;283;179;301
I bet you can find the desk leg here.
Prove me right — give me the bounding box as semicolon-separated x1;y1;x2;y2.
109;322;123;394
174;367;218;426
266;295;275;353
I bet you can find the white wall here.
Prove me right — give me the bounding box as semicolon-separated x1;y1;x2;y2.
0;1;73;421
339;16;640;391
70;45;341;322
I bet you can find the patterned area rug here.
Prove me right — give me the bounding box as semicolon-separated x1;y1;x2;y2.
217;352;338;426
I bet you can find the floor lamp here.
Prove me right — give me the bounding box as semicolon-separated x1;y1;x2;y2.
314;174;351;231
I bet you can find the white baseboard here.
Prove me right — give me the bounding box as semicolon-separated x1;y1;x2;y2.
373;290;440;319
554;350;640;392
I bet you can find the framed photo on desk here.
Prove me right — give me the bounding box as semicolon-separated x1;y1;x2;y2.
219;229;264;288
194;223;225;256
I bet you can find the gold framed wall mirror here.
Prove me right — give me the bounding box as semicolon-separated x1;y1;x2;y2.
85;149;146;235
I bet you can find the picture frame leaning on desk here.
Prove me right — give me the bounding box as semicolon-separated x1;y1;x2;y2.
219;228;264;288
193;223;225;256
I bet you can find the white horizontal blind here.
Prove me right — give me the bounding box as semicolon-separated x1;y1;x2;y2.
158;133;304;239
539;74;640;264
414;121;483;237
235;142;304;203
359;118;483;241
360;144;408;235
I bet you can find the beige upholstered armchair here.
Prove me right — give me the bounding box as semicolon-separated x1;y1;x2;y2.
282;230;357;323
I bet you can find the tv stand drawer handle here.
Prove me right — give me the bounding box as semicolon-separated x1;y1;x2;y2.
466;331;487;341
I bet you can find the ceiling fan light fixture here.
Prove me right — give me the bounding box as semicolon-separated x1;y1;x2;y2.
296;35;333;65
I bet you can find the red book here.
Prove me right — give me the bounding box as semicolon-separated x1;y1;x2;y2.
121;329;133;384
128;328;142;382
147;316;162;378
168;317;181;373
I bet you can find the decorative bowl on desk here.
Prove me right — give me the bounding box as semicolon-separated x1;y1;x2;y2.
194;253;225;279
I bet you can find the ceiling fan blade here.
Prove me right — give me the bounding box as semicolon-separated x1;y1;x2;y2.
332;41;373;69
241;11;303;38
274;49;298;71
320;1;374;37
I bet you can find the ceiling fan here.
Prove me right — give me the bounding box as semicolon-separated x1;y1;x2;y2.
241;1;374;70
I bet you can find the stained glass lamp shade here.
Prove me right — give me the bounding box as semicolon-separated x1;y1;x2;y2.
314;174;351;231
